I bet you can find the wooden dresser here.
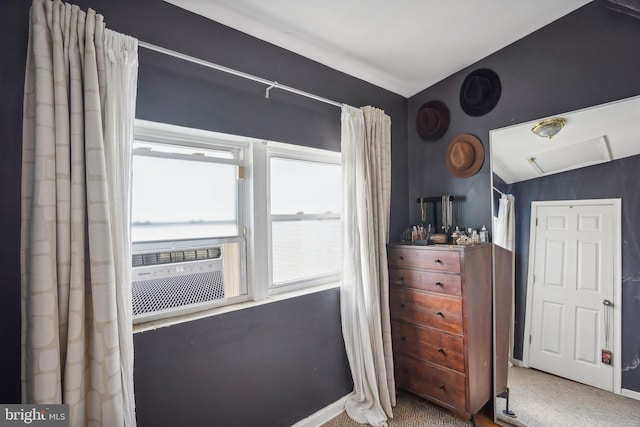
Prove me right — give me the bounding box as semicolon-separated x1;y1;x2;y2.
388;243;492;423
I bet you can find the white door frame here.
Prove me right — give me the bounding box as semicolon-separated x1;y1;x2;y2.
522;198;622;395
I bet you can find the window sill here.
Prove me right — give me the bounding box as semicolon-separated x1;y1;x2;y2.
132;281;341;334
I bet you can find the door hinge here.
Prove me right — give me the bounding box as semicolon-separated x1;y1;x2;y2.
237;165;246;180
536;217;539;226
529;335;532;344
243;226;247;237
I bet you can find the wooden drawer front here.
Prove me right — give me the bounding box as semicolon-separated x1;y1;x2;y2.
390;289;463;335
395;353;466;411
391;320;464;373
389;268;461;296
388;247;460;273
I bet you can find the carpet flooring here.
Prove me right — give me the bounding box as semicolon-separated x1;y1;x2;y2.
495;366;640;427
321;366;640;426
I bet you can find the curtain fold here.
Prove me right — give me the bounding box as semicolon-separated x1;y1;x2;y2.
340;105;394;427
494;194;515;251
494;193;516;364
21;1;138;426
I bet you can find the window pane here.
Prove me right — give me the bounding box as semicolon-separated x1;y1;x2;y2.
271;219;341;285
270;157;341;215
132;154;238;242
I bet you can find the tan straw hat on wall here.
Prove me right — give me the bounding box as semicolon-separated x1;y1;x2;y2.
445;134;485;178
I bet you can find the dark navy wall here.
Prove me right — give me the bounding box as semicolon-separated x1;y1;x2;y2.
0;0;30;406
408;0;640;391
134;289;348;427
0;1;409;425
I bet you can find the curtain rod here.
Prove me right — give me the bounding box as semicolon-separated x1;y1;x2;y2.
493;186;506;196
138;41;343;108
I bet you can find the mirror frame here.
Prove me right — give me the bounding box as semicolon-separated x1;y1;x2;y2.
488;95;640;425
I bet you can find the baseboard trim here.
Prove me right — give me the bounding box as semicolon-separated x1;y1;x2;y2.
622;388;640;401
290;393;351;427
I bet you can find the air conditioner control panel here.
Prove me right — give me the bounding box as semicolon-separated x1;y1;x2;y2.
132;258;223;281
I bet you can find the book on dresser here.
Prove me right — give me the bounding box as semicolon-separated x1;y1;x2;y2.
387;242;492;424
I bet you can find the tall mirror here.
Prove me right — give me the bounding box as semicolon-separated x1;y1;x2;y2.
490;94;640;426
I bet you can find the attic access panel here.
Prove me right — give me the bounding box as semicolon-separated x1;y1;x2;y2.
526;136;611;177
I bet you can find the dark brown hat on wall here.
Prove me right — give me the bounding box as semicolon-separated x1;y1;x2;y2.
445;134;485;178
459;68;501;117
416;100;450;141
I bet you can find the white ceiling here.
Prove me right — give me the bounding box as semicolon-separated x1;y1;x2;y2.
491;95;640;184
164;0;592;97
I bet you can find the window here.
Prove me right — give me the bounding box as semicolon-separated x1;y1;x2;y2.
268;150;342;290
130;121;250;323
130;120;342;323
131;142;240;242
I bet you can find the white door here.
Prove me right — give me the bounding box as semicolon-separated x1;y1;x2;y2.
527;200;619;392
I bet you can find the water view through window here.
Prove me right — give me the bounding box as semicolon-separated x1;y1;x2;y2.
131;143;239;242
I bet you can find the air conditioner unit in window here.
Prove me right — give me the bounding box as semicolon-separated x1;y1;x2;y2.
131;246;225;322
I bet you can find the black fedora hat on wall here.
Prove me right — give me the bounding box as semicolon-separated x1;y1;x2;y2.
459;68;501;117
416;100;450;141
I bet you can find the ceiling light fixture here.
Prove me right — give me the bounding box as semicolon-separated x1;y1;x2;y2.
531;117;566;139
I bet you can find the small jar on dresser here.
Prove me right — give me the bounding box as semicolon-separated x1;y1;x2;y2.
388;242;492;425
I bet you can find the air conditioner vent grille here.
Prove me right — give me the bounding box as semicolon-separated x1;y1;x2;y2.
132;270;225;316
132;246;221;267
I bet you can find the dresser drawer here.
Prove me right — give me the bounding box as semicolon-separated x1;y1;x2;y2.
391;320;464;373
388;246;460;273
395;353;466;411
389;268;461;296
390;288;463;335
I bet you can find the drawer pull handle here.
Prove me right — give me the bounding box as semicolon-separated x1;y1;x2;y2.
401;336;406;341
400;303;406;308
435;281;444;287
434;259;443;264
438;347;445;354
439;384;446;390
398;256;404;260
399;276;404;281
436;311;444;317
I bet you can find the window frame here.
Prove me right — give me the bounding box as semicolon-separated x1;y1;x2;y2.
131;120;342;326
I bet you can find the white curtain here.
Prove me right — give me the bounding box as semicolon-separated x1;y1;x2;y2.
494;194;515;251
21;1;138;426
340;105;394;427
494;193;516;364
